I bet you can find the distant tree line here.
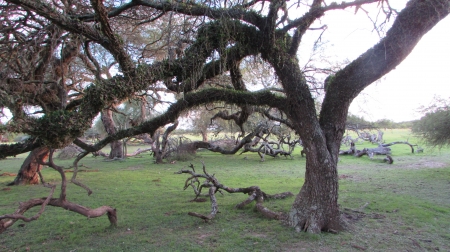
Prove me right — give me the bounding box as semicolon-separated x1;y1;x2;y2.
346;114;413;130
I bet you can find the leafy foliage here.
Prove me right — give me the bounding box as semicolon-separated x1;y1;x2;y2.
412;98;450;147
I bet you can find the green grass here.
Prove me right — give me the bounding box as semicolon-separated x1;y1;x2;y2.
1;129;450;251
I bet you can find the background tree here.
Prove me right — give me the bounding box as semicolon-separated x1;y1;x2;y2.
374;119;395;130
412;97;450;147
0;0;448;234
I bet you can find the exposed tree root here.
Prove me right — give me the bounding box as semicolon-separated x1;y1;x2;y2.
176;162;293;222
0;149;116;233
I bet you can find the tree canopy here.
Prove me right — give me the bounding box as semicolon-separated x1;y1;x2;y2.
1;0;449;233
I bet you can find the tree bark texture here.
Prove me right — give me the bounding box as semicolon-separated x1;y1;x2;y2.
8;147;50;185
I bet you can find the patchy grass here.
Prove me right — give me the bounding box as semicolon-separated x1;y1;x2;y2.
1;130;450;251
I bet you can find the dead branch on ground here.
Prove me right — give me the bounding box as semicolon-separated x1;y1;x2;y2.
0;150;116;233
175;162;294;221
339;141;421;164
380;141;418;153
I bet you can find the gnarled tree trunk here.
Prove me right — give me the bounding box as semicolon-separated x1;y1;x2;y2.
8;147;50;185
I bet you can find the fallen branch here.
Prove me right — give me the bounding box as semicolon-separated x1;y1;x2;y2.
176;162;293;222
0;172;17;176
355;147;391;158
188;186;218;220
0;198;117;233
0;149;116;233
126;147;152;157
380;141;419;153
64;169;99;173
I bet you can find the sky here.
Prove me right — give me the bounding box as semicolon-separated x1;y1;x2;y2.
309;4;450;122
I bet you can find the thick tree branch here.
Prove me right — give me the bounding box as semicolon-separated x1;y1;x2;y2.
0;138;43;159
90;0;135;76
74;88;286;153
319;0;450;156
136;0;265;27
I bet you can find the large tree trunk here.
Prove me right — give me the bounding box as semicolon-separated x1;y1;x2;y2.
262;36;345;232
287;146;341;233
101;108;123;159
8;147;50;185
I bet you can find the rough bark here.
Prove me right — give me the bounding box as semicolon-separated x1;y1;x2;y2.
8;147;50;186
285;0;450;233
287;147;341;233
261;38;343;233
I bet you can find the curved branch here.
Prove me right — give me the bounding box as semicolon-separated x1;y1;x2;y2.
136;0;265;27
254;107;294;130
75;88;287;153
76;1;139;21
0;138;44;159
321;0;450;124
90;0;135;76
0;198;117;234
319;0;450;157
71;151;93;195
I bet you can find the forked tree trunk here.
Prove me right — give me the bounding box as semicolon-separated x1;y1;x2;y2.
8;147;50;185
101;109;123;159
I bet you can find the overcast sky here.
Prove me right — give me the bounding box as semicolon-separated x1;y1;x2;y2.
309;4;450;122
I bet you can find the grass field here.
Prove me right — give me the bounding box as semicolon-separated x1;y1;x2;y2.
1;129;449;251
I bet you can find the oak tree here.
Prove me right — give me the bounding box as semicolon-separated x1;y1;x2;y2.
1;0;449;233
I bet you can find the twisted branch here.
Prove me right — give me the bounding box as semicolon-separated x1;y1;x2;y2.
175;162;293;221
